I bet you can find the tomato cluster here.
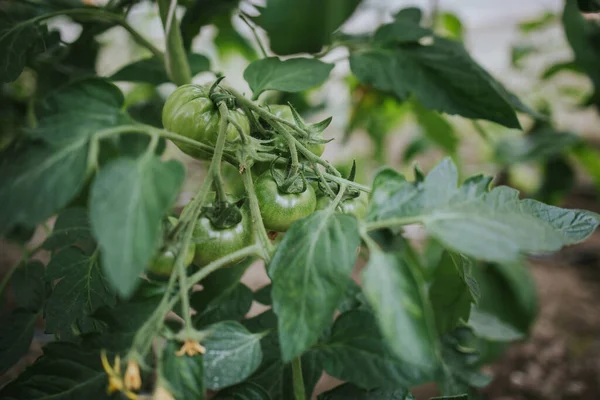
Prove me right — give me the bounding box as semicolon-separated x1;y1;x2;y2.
158;83;369;274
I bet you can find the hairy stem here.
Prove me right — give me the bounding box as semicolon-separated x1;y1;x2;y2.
157;0;191;85
291;357;306;400
241;168;274;260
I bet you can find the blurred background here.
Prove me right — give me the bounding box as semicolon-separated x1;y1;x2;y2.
2;0;600;398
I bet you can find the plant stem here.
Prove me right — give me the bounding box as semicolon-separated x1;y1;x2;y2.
291;357;306;400
212;103;231;202
157;0;191;85
239;13;268;59
322;172;370;193
330;183;347;209
364;216;423;231
241;168;274;260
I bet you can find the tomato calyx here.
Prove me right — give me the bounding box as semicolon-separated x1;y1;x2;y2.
208;76;236;109
201;200;243;230
269;160;309;195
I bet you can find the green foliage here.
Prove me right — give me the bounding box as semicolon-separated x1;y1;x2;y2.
111;54;210;84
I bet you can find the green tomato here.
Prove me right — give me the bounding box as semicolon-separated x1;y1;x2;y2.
266;104;325;157
148;243;196;277
316;192;369;219
162;84;250;159
222;162;246;200
192;206;254;267
255;172;317;232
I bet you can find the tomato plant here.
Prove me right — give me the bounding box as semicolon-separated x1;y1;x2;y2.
0;1;599;400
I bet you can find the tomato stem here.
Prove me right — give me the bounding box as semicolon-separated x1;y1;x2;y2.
329;183;348;210
291;357;306;400
157;0;192;85
241;167;274;260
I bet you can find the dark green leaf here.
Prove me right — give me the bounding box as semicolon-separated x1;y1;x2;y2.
31;78;132;145
43;207;93;251
494;130;581;164
253;0;361;55
11;260;46;311
244;57;334;98
541;61;582;80
281;351;322;399
253;285;272;305
194;283;253;328
314;310;431;389
111;53;210;84
563;0;600;88
0;140;88;235
181;0;241;51
268;210;361;361
0;342;110;400
214;382;271;399
203;321;264;390
45;246;115;335
431;395;468;400
362;248;438;370
0;309;37;374
374;8;432;44
412;100;458;155
160;340;205;400
350;37;521;128
90;156;184;297
429;252;478;335
213;14;258;60
577;0;600;12
318;383;415;400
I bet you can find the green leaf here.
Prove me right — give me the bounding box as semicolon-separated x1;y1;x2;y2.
45;246;115;335
438;12;464;40
541;61;582;80
318;383;415;400
0;309;37;374
577;0;600;12
111;53;210;84
90;156;184;297
0;140;89;235
194;283;253;328
31;78;132;145
367;158;600;262
244;57;334;98
0;11;48;82
431;395;468;400
214;382;271;399
0;342;110;400
563;0;600;88
519;11;557;33
203;321;264;390
412;100;458;155
160;340;205;400
467;307;524;341
374;8;432;44
253;0;361;55
429;252;478;335
180;0;241;51
268;210;361;361
253;285;272;305
281;351;322;399
350;37;521;128
494;130;581;164
42;207;93;252
315;310;430;390
362;247;438;370
11;260;46;311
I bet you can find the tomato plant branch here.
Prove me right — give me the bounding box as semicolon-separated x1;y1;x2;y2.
313;163;337;198
364;216;424;231
330;183;347;209
291;357;306;400
157;0;192;85
239;13;268;59
322;172;371;193
241;168;274;260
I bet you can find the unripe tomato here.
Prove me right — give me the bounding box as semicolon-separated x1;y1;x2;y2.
192;206;254;267
266;105;325;157
148;243;196;277
255;172;317;232
162;84;250;158
222;162;246;200
316;192;369;219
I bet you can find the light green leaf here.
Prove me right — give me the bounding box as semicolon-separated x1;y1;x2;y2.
362;248;438;370
268;211;361;361
468;307;524;341
203;321;264;390
213;382;271;399
315;310;431;389
350;37;521;128
45;246;115;335
438;12;464;40
111;53;210;84
11;260;46;312
30;78;132;145
90;156;184;297
253;0;361;55
318;383;415;400
160;340;205;400
429;252;478;335
244;57;334;98
0;342;110;400
412;100;458;156
0;309;37;374
494;131;581;164
0;140;88;235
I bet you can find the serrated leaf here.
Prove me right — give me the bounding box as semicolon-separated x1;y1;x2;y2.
0;309;37;374
0;342;110;400
160;340;205;400
203;321;264;390
43;207;93;251
214;382;271;399
429;252;478;335
0;140;89;235
253;0;360;55
45;246;115;335
194;283;253;328
111;53;210;84
362;248;438;370
31;78;132;145
90;156;184;297
11;260;46;311
314;310;431;389
350;38;521;128
268;210;361;361
244;57;334;98
318;383;415;400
